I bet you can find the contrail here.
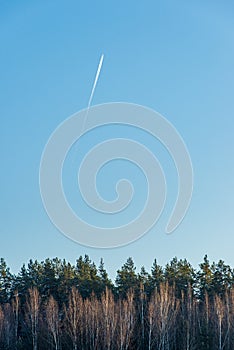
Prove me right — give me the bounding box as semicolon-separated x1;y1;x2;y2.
87;54;104;110
82;54;104;131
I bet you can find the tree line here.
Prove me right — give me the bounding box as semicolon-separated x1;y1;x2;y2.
0;255;234;349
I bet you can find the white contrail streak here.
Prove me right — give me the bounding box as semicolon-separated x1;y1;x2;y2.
81;54;104;131
87;54;104;109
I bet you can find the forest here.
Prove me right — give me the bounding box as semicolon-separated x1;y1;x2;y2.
0;255;234;350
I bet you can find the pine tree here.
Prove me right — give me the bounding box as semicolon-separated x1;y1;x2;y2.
98;258;113;294
197;255;214;299
211;260;232;297
149;259;164;294
75;255;101;298
57;259;75;305
115;257;138;296
0;258;12;303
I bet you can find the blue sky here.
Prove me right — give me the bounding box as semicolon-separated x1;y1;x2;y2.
1;0;234;279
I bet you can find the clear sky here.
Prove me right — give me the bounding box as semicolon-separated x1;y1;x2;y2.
1;0;234;279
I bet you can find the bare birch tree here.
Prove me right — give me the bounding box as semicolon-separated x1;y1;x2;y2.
117;289;135;350
214;294;224;350
64;287;82;350
3;303;14;349
230;288;234;349
46;295;60;350
25;287;41;350
147;288;157;350
147;283;179;350
12;290;19;349
139;282;146;348
0;305;4;346
180;285;197;350
83;293;100;350
100;288;117;350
